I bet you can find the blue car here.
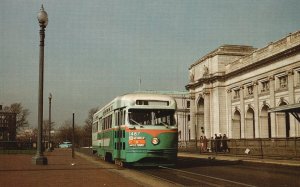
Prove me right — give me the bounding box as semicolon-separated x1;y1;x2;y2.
59;141;72;148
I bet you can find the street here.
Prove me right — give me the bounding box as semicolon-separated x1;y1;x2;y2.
0;148;299;186
77;148;300;187
136;156;300;186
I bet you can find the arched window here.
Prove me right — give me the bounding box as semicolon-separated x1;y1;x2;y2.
245;108;255;138
277;101;290;137
260;105;271;138
232;110;241;139
196;97;204;137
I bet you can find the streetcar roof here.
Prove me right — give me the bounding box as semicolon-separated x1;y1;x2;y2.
93;93;176;119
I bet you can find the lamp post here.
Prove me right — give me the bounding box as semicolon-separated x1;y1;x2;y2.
32;5;48;165
47;93;52;152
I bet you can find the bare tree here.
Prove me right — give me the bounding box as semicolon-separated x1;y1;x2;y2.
84;107;98;130
52;107;98;148
82;107;98;146
54;120;81;147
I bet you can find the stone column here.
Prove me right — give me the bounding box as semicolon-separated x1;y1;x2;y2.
189;92;196;140
239;86;245;138
288;70;295;104
203;89;211;138
253;81;260;138
287;70;296;137
269;75;276;137
226;89;232;138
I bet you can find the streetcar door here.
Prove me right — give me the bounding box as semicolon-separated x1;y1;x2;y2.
114;108;126;162
114;110;121;160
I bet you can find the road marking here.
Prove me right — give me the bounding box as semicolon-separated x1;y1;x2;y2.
159;166;256;187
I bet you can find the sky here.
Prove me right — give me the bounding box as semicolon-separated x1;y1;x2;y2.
1;0;300;128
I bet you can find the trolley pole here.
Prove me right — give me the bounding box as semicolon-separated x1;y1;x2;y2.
72;113;75;159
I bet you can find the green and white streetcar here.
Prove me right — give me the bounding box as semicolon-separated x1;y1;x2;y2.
92;93;178;167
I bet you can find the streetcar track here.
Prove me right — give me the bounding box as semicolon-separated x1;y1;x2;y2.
134;169;185;187
159;166;256;187
77;148;299;186
179;175;223;187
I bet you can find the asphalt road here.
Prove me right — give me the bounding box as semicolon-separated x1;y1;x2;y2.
77;148;300;187
137;157;300;187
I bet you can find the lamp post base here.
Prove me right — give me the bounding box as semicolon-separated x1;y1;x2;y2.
32;155;48;165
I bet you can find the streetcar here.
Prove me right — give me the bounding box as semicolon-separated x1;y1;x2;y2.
92;93;178;167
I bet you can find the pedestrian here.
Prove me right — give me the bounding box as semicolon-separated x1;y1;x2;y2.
214;134;219;152
222;134;229;152
199;136;203;153
210;137;214;152
216;133;221;152
203;136;208;152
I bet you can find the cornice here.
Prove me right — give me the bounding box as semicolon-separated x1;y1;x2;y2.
186;30;300;90
189;45;256;69
224;44;300;79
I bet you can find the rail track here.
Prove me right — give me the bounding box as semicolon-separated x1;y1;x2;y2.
136;165;256;187
76;148;300;187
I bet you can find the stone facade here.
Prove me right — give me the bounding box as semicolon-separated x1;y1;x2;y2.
186;30;300;139
170;92;190;142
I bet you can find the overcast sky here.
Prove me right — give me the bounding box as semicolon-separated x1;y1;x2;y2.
1;0;299;128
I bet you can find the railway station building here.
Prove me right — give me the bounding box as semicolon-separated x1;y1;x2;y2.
186;30;300;140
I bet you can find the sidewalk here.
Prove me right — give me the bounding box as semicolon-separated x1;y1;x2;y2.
1;149;298;187
0;149;141;187
178;152;300;167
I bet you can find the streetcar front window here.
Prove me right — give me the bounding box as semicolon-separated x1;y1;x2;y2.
128;109;176;126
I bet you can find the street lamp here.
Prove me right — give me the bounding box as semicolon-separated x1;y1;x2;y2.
32;5;48;165
47;93;52;152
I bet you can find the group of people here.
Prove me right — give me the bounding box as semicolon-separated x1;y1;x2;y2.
199;134;229;153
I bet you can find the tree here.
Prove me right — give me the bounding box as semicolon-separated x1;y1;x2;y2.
85;107;98;130
53;107;98;148
55;120;73;143
54;120;81;147
82;107;98;146
4;103;30;130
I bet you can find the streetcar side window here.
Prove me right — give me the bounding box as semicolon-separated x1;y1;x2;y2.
120;110;122;125
108;115;111;129
100;119;103;131
118;110;121;126
98;118;102;132
123;110;126;124
115;111;119;126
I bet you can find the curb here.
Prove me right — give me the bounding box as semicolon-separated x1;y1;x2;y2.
178;152;300;167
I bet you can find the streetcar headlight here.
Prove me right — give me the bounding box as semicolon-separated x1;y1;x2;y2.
152;137;160;145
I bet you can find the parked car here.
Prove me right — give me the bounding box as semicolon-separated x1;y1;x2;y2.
59;141;72;148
